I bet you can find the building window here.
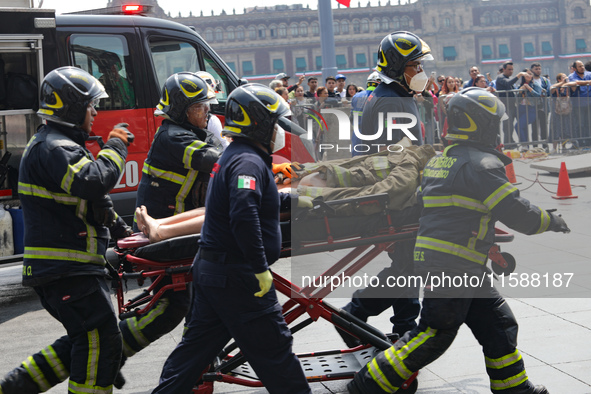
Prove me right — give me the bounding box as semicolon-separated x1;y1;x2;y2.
373;18;380;32
279;24;287;38
444;17;451;27
227;27;235;41
540;9;548;22
336;54;347;68
522;10;529;23
361;19;369;33
573;6;584;19
392;16;400;29
341;21;349;34
296;57;307;72
236;27;245;40
492;11;500;25
576;39;587;52
549;8;557;21
258;26;266;39
316;56;322;70
443;46;457;61
524;42;534;56
530;10;537;22
333;21;340;35
300;23;308;36
242;60;253;76
381;18;389;31
482;45;492;60
273;59;284;73
227;62;236;73
503;11;510;24
401;16;410;28
269;25;277;38
205;29;213;41
542;41;553;55
311;22;319;36
373;52;378;65
353;20;361;33
511;11;519;24
499;44;510;58
215;28;223;42
248;26;256;40
291;23;298;37
356;53;367;67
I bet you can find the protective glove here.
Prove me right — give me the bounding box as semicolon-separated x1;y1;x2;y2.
109;216;133;240
91;195;117;227
108;123;134;146
548;211;570;233
254;270;273;297
272;162;302;179
296;196;313;209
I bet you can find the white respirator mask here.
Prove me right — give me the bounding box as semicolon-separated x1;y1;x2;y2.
407;71;429;92
271;125;286;153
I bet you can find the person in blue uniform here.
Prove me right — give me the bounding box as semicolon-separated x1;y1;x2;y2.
347;88;570;394
153;84;311;394
350;71;381;157
338;31;433;346
118;73;222;378
0;67;132;393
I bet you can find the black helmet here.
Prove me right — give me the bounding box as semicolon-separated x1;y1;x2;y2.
155;72;216;124
375;31;433;85
222;83;290;148
446;87;507;147
38;66;108;128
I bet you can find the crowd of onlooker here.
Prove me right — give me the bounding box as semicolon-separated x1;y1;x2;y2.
271;59;591;154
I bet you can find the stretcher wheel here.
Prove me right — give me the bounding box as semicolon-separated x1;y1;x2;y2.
399;377;418;393
491;252;516;276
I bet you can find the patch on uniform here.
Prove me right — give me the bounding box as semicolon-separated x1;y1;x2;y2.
237;175;256;190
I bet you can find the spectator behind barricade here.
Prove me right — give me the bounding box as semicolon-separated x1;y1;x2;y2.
585;60;591;72
346;84;358;100
455;77;463;87
474;74;496;93
515;68;542;145
325;76;340;100
549;73;577;153
335;73;347;98
275;87;289;103
463;65;484;88
496;61;526;144
350;72;381;157
438;76;459;141
269;79;283;90
435;74;446;96
315;86;329;110
304;76;318;99
568;60;591;146
530;63;552;147
489;67;503;90
290;85;311;128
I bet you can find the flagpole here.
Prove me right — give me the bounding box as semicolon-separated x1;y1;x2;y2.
318;0;338;82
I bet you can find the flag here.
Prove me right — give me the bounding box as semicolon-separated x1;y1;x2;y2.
336;0;351;7
237;175;256;190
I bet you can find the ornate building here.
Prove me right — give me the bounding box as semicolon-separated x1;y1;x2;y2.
153;0;590;86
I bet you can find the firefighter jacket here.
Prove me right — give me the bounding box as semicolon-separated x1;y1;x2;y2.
18;122;128;286
136;119;222;219
414;143;552;275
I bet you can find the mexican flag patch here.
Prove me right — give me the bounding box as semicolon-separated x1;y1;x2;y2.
237;175;256;190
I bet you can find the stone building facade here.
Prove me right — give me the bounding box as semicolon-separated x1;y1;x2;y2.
145;0;591;87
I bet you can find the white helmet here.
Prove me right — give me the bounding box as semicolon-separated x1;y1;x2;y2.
367;71;382;87
195;71;221;101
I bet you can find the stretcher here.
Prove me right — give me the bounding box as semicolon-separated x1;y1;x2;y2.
108;194;515;393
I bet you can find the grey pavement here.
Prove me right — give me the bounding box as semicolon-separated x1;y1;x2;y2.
1;151;591;393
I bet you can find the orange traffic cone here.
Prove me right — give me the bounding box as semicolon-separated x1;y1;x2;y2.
504;152;519;184
552;162;578;200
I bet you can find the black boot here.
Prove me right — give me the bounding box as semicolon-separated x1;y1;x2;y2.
500;381;549;394
113;355;127;389
0;366;40;394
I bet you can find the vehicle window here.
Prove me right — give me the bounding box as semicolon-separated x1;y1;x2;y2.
149;40;199;90
203;53;230;102
70;34;136;110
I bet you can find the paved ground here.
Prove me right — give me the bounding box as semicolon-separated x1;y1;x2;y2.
1;151;590;393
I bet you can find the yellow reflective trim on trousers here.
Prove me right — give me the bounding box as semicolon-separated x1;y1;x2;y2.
61;156;93;193
422;195;488;213
334;167;352;187
484;183;517;211
490;370;528;390
121;338;137;358
384;346;412;380
416;236;487;265
142;163;184;185
128;298;170;350
175;169;197;215
485;350;522;369
68;380;113;394
22;356;51;392
182;140;207;169
97;149;124;173
42;345;69;381
397;327;437;360
24;247;105;265
368;359;397;393
87;329;99;386
536;210;551;234
18;182;80;204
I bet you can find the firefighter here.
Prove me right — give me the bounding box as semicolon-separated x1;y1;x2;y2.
119;73;222;369
347;88;570;394
350;71;381;157
153;84;311;394
0;66;132;393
